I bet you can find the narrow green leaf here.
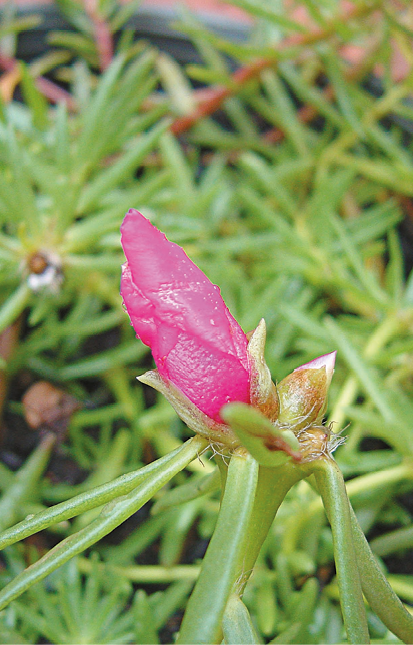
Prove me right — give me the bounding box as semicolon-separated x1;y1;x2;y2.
19;62;48;130
322;48;364;137
324;316;397;424
0;434;56;533
366;122;413;166
240;0;307;28
54;102;71;175
347;200;401;247
0;283;31;335
48;31;98;63
62;171;170;252
71;429;131;530
270;622;303;644
338;154;413;195
133;590;159;644
332;638;405;645
237;153;297;219
0;436;208;610
151;580;193;631
5;126;37;223
278;302;327;341
187;65;234;87
157;52;197;115
280;61;344;129
345;406;413;456
385;230;404;305
152;469;220;514
306;169;354;246
224;97;259;139
110;0;142;31
261;69;309;156
0;438;205;552
159;500;201;567
271;578;318;644
58;340;147;380
0;14;41;41
159;131;196;210
101;513;167;565
76;54;126;163
255;578;277;636
370;524;413;558
77;118;169;213
386;576;413;605
330;213;387;307
104;50;158;136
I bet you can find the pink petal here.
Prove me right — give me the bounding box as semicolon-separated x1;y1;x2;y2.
120;209;250;421
294;351;336;386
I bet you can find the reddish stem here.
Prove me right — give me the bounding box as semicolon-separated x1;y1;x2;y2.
35;77;77;111
84;0;114;71
170;2;379;136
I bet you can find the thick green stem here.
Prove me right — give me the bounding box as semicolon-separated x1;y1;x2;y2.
239;462;304;592
312;457;370;644
177;449;259;645
349;506;413;644
0;435;207;610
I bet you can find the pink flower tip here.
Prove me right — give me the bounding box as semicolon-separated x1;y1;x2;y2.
120;209;250;422
294;351;336;386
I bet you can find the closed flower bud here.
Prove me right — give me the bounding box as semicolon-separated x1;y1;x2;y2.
120;210;250;444
276;352;336;433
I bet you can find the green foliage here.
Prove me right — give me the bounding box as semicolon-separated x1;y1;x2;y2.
1;0;413;643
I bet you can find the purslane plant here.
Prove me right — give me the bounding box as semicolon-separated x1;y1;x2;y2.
0;210;413;645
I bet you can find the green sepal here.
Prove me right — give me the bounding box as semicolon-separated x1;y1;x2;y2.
221;403;301;467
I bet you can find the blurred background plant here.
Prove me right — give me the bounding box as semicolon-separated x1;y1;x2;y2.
1;0;413;642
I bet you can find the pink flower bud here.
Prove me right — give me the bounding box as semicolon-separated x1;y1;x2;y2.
120;209;250;423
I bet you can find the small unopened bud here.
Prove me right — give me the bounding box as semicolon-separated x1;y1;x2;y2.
276;352;336;433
